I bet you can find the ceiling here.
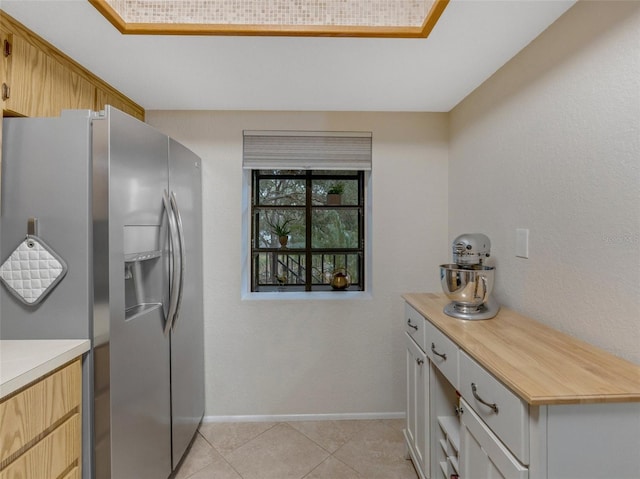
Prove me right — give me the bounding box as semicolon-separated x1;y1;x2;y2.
2;0;576;112
94;0;442;34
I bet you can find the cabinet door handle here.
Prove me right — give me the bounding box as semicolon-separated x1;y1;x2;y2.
416;358;424;366
431;343;447;360
471;383;499;414
3;39;11;57
407;318;418;331
2;83;9;101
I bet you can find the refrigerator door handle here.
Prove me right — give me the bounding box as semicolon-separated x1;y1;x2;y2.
163;190;181;335
169;191;186;331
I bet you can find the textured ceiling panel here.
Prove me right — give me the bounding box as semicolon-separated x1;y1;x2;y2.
105;0;434;27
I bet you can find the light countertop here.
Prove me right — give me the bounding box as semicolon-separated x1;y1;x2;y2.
0;339;90;399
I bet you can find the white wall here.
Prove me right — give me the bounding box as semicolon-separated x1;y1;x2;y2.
449;0;640;363
146;111;449;417
146;1;639;417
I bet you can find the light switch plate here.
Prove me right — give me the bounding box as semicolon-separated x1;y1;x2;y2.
516;228;529;258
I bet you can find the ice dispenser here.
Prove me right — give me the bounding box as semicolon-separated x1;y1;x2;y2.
124;225;166;319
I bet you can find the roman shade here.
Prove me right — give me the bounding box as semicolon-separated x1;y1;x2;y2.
243;130;372;170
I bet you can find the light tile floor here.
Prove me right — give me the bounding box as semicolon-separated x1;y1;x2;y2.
173;419;419;479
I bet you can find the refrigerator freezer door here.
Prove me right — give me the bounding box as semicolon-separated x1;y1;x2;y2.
97;107;172;479
168;138;205;468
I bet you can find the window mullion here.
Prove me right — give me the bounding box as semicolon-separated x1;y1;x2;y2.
305;171;313;291
359;172;365;290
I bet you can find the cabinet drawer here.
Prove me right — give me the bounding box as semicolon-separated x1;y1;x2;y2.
459;398;528;479
405;304;426;351
425;321;459;389
459;351;529;464
0;413;80;479
0;359;81;463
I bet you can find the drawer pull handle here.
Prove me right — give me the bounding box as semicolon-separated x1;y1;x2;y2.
471;383;499;414
416;358;424;366
431;343;447;360
407;319;418;331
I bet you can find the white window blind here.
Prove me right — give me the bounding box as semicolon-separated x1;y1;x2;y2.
243;130;372;170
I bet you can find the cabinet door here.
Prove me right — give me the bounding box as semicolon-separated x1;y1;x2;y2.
3;31;94;118
459;399;527;479
3;32;49;116
406;333;429;478
1;12;141;120
0;28;7;177
1;27;9;98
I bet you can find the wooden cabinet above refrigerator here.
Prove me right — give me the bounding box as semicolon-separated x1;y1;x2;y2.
0;10;144;120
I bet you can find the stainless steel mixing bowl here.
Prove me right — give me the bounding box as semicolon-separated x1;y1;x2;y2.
439;264;495;310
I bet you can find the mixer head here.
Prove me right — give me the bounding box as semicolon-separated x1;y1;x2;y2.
452;233;491;265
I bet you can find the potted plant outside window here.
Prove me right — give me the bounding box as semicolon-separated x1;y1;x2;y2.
326;183;345;205
269;219;292;248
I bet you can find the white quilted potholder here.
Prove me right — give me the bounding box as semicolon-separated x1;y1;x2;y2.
0;235;68;306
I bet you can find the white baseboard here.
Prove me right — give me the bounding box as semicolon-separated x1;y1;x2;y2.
203;411;406;423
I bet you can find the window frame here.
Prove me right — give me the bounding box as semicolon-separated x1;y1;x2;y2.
250;169;366;293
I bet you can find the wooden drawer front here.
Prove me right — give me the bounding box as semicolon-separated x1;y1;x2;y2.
459;398;528;479
0;360;81;463
0;413;80;479
425;321;459;389
459;351;529;464
405;304;426;352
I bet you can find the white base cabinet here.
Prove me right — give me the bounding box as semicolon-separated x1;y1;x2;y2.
405;334;429;478
405;307;430;478
403;298;640;479
405;303;461;479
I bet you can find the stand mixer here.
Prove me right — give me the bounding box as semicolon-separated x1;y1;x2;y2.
440;234;500;320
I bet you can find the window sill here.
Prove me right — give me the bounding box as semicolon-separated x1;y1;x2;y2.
241;291;372;301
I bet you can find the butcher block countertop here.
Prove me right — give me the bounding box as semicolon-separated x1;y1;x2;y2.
0;339;90;399
403;293;640;406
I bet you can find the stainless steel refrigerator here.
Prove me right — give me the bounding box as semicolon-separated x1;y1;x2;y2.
0;106;204;479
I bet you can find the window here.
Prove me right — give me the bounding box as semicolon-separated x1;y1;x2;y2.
243;130;371;294
251;170;365;292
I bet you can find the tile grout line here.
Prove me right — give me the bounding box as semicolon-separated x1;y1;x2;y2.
288;419;380;478
184;419;415;479
279;421;364;479
194;428;263;479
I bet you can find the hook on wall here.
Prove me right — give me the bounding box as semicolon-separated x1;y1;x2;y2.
28;217;39;236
